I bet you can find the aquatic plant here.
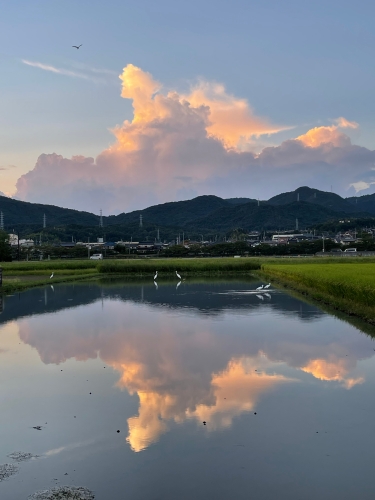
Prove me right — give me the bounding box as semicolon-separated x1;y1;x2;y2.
28;485;94;500
0;463;18;481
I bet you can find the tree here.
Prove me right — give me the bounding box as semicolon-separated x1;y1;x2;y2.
0;230;12;261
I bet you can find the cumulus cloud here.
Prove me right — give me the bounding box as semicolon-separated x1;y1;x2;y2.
15;64;375;212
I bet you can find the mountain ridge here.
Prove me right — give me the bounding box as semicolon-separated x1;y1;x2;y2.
0;187;374;239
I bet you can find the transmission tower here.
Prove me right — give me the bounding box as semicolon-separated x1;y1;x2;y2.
43;213;46;229
139;214;143;228
99;209;103;228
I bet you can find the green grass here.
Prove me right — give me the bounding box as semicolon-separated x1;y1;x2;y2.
262;262;375;324
0;257;261;292
97;257;261;275
0;260;98;271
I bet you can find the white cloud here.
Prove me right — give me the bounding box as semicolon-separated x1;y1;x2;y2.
21;60;115;84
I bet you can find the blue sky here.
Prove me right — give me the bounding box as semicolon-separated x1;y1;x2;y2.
1;0;375;211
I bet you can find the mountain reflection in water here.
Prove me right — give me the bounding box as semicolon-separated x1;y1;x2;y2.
0;279;373;453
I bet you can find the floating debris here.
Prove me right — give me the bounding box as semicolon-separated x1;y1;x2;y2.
0;463;19;482
7;452;38;462
28;485;95;500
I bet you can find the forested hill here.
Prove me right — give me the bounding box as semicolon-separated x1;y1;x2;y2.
268;186;364;213
186;201;357;232
0;187;374;236
0;194;99;227
347;192;375;215
111;195;231;226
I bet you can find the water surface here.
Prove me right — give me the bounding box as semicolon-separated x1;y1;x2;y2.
1;278;375;499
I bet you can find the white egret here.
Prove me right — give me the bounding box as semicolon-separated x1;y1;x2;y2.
176;271;182;280
264;283;271;289
255;284;263;290
50;273;54;279
154;271;158;280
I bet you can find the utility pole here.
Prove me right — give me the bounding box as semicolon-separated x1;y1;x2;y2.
43;213;46;229
322;235;325;253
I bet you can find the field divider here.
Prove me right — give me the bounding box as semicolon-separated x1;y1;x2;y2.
261;263;375;325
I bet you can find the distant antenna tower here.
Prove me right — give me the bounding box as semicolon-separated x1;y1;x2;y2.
0;211;3;230
296;218;299;231
139;214;143;228
99;209;103;228
43;213;46;229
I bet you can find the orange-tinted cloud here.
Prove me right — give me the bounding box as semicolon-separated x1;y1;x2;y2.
14;64;375;212
296;117;359;148
182;80;288;149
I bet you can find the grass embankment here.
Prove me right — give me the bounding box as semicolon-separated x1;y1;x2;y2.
0;258;262;293
262;261;375;324
97;258;261;276
0;260;100;293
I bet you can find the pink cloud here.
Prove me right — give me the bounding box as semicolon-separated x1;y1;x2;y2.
15;65;375;212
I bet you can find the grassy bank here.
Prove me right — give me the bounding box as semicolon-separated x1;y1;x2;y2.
97;258;262;275
0;260;100;293
262;262;375;324
0;258;261;293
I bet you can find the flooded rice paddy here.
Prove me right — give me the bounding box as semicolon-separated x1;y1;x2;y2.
1;278;375;499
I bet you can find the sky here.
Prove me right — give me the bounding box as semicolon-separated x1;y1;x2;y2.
1;0;375;214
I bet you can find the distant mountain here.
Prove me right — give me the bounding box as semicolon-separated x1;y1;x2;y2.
268;186;364;213
186;201;354;232
0;194;99;227
112;195;230;227
225;197;256;205
347;193;375;215
1;187;373;241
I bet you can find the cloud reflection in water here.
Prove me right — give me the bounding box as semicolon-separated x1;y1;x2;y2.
5;282;372;452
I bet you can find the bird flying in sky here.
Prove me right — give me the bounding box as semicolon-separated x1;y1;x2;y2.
72;44;82;49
